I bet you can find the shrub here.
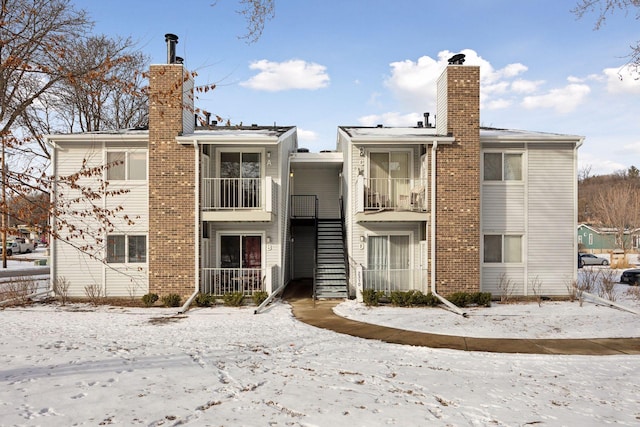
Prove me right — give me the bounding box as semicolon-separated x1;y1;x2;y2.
142;293;159;307
252;291;268;306
84;284;104;306
53;276;71;305
223;292;245;307
362;289;385;306
470;292;492;307
390;290;411;307
161;293;181;307
447;292;471;308
194;293;213;307
497;273;515;303
423;292;440;307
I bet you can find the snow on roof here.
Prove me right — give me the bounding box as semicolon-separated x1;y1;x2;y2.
480;127;584;142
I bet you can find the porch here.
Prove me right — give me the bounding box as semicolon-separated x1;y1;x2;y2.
202;177;274;221
201;267;267;296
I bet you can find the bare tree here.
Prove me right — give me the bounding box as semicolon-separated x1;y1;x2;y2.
590;180;640;251
212;0;275;44
572;0;640;68
0;0;143;267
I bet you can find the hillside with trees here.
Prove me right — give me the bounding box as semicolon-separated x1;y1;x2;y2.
579;165;640;251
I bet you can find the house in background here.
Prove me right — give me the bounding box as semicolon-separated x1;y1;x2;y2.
47;35;584;302
578;224;640;253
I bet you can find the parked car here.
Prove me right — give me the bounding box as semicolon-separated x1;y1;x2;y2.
620;269;640;286
579;253;609;266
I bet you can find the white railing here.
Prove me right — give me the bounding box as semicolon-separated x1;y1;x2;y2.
362;268;428;294
363;178;427;211
202;178;265;210
201;268;265;295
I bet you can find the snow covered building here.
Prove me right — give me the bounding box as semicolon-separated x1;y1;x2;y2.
47;37;583;302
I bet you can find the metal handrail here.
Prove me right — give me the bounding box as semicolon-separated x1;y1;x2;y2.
313;196;319;304
290;194;317;218
339;196;349;282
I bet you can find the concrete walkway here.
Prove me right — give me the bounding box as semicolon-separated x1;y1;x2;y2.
284;282;640;356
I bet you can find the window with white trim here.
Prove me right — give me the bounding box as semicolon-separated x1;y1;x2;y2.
484;234;522;263
483;152;523;181
107;235;147;263
107;151;147;181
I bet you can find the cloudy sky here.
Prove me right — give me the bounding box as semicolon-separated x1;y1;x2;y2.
84;0;640;175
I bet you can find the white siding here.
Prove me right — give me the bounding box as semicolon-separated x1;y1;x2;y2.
482;185;525;231
527;144;576;295
53;140;149;297
481;143;577;296
481;266;526;296
293;167;341;218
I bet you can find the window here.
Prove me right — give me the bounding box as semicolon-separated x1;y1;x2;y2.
219;151;261;208
484;153;522;181
367;234;411;291
107;235;147;263
484;234;522;263
588;234;593;245
220;235;262;269
107;151;147;181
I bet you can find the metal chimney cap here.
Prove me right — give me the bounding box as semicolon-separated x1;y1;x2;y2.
165;33;179;42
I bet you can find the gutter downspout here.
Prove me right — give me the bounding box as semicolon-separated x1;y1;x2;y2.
178;140;200;314
49;138;57;296
581;290;640;315
430;141;467;317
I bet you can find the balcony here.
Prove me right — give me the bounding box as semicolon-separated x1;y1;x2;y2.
202;177;274;222
355;177;428;222
201;268;266;296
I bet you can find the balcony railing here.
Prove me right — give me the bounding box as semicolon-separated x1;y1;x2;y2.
290;195;317;218
201;268;265;295
202;177;272;211
359;177;427;212
362;268;428;294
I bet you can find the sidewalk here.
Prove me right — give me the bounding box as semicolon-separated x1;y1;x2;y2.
284;282;640;356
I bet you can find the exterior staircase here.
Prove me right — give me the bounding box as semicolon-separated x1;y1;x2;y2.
314;219;348;299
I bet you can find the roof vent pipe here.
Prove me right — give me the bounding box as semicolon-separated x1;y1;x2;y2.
165;33;178;64
424;112;430;128
175;56;184;64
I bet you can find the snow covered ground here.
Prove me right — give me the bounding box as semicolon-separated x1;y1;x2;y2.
0;261;639;426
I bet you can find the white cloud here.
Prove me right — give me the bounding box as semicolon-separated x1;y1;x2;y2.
296;128;319;142
485;99;512;110
368;92;382;108
622;140;640;155
603;64;640;94
241;59;330;91
511;79;544;94
578;151;627;176
358;112;422;127
521;83;591;113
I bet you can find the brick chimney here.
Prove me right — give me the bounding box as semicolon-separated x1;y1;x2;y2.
434;64;481;294
147;35;196;299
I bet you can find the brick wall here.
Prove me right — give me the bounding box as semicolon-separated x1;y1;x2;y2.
148;64;196;298
435;65;481;294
